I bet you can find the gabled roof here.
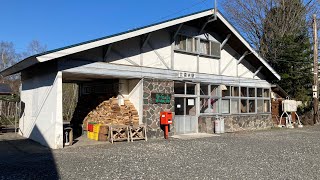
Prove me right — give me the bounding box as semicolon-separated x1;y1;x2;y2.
1;8;280;80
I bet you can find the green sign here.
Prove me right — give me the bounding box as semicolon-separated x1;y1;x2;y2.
152;93;171;104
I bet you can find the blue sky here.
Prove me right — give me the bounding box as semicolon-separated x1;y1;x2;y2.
0;0;220;54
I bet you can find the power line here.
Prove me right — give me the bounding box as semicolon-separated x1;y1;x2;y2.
151;0;209;24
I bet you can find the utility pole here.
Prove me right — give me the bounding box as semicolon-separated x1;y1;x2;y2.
313;14;318;125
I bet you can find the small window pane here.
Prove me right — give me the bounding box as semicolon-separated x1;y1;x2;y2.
179;36;187;50
186;83;196;95
200;84;209;95
241;99;248;113
264;89;270;98
222;86;230;97
249;100;255;113
264;100;270;112
241;87;247;97
232;87;239;97
257;100;263;113
200;39;209;55
211;85;219;96
200;98;209;113
249;88;255;97
195;38;199;52
175;97;184;115
210;98;219;113
186;37;193;52
186;98;196;115
174;82;185;94
222;99;230;114
210;41;221;57
231;100;239;114
257;88;263;97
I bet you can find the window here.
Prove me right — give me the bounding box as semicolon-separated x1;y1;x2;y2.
210;41;221;57
221;99;230;114
231;86;239;96
241;100;248;113
257;88;271;113
176;81;271;115
249;88;255;97
200;39;210;54
186;98;196;115
241;87;247;97
175;35;195;53
174;82;185;94
210;85;219;96
186;83;196;95
249;100;255;113
200;98;209;113
231;100;239;114
210;98;219;113
264;100;270;113
175;97;184;115
200;84;209;96
222;85;230;97
175;34;221;58
264;89;270;97
257;88;263;97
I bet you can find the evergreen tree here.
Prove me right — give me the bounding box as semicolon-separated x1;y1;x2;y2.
260;0;313;102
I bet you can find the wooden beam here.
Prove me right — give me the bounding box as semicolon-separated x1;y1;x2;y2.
103;44;112;61
147;42;170;69
199;22;208;34
239;69;251;77
141;34;151;48
112;49;140;66
199;16;217;34
173;23;184;40
220;57;235;75
237;51;248;65
220;34;231;49
253;66;263;77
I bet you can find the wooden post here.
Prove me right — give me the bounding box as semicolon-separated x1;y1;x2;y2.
313;14;318;125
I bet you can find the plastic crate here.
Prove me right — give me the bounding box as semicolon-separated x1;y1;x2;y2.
88;131;94;139
93;132;99;141
93;124;102;133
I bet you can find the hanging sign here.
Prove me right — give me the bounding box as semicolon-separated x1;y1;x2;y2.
151;93;171;104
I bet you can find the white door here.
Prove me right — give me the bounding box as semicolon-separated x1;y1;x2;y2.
174;97;198;134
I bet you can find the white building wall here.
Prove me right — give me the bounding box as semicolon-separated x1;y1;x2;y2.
120;79;143;124
198;56;219;74
174;53;198;72
104;26;263;83
20;69;63;149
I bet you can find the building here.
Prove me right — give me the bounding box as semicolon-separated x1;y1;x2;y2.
0;9;280;149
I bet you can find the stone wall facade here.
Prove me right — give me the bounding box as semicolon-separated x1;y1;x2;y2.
142;79;174;138
198;114;273;133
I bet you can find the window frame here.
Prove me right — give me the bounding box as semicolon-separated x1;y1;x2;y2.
174;34;221;58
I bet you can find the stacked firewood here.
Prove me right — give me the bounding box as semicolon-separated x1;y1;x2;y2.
83;98;139;128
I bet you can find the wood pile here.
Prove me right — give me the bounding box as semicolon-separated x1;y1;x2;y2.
83;98;139;129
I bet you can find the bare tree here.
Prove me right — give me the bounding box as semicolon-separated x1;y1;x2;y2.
220;0;319;55
0;42;17;71
20;40;47;59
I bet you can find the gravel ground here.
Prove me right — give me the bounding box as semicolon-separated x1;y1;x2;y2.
2;126;320;180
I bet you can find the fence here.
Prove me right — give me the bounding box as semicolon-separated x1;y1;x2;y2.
0;99;20;133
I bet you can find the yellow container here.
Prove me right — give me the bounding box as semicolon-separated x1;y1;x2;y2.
93;124;102;133
93;132;99;141
88;131;94;140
